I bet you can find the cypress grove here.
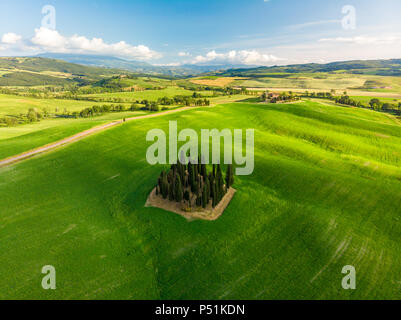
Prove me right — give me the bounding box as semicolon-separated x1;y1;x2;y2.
155;157;234;210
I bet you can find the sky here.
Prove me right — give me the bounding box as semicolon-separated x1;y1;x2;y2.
1;0;401;66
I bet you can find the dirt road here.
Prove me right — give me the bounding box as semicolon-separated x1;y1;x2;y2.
0;106;193;168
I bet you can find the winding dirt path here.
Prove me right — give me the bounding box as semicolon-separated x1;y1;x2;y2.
0;106;193;168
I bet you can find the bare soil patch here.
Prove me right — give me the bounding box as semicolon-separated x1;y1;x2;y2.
145;187;236;221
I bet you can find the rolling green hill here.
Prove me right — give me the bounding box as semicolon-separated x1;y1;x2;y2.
0;57;121;77
37;53;243;76
215;59;401;77
0;93;132;117
1;100;401;299
194;59;401;95
0;71;75;86
79;87;206;101
0;57;125;86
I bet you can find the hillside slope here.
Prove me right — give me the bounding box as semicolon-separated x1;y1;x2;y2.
215;59;401;77
1;101;401;299
37;53;238;77
0;57;123;86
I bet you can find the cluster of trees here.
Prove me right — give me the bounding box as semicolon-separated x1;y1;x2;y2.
300;90;401;115
334;96;401;113
0;107;50;127
260;91;300;103
1;101;157;126
26;108;48;122
302;91;334;99
177;83;246;95
77;104;124;118
366;98;401;113
334;95;362;107
155;159;234;210
47;92;212;107
240;89;263;96
139;100;160;112
0;116;19;127
156;95;210;107
217;87;243;95
76;102;160;118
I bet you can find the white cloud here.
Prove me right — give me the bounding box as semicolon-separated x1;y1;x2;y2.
29;27;161;60
2;32;22;44
31;28;65;48
189;50;284;66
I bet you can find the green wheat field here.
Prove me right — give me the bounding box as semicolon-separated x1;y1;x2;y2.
1;100;401;299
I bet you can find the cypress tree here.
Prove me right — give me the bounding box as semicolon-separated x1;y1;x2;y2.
167;169;174;184
216;164;222;180
190;166;196;193
184;190;190;201
225;164;234;189
202;183;208;208
216;164;225;200
168;178;174;201
196;195;202;207
188;161;193;186
184;171;189;188
194;160;198;178
209;174;214;200
161;171;169;199
205;176;210;202
212;181;217;208
178;162;184;183
215;165;221;201
174;174;183;202
194;175;200;195
198;155;202;173
201;163;207;178
158;175;162;191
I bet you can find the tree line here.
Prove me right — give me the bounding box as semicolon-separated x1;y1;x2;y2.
303;90;401;114
0;92;212;126
157;94;210;107
0;107;51;127
335;96;401;113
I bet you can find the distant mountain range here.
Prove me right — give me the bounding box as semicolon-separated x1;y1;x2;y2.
36;53;249;77
1;54;400;87
35;54;401;78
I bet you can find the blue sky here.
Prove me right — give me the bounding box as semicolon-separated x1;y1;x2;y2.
1;0;401;66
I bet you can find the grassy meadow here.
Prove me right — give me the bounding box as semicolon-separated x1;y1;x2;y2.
1;100;401;299
348;96;401;105
0;92;250;160
79;87;205;101
0;94;133;117
232;73;401;93
0;111;148;160
92;76;177;89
